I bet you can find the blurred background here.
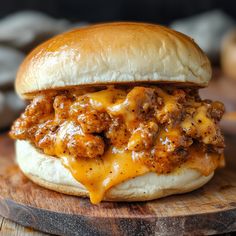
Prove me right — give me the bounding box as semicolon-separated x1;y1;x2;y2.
0;0;236;133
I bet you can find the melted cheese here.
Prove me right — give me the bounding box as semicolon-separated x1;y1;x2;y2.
156;87;178;113
60;146;223;204
54;88;223;204
87;88;138;127
181;105;217;144
61;147;149;204
88;88;126;111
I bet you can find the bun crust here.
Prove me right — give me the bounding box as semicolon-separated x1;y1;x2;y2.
16;22;211;99
16;140;214;202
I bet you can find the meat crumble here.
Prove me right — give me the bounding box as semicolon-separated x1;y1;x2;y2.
10;86;225;174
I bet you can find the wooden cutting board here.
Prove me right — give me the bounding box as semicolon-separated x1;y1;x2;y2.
0;133;236;236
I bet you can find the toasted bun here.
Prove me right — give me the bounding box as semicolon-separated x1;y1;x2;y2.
16;140;213;202
16;22;211;99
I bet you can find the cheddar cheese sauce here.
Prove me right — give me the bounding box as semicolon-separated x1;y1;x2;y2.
10;86;225;203
62;147;149;203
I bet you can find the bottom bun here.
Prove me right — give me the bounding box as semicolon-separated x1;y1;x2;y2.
16;140;214;202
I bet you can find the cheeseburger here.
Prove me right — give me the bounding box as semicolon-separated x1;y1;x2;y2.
10;22;225;204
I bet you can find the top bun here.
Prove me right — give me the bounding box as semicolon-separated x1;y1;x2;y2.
16;22;211;98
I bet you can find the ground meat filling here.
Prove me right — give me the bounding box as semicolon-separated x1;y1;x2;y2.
10;86;225;174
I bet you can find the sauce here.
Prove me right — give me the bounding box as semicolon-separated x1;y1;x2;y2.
10;86;225;203
62;147;148;204
61;145;223;204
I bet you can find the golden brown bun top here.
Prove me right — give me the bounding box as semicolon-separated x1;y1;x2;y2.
16;22;212;98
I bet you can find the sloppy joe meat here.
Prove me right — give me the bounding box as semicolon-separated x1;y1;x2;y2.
10;86;225;174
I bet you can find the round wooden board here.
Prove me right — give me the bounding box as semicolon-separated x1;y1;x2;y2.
0;134;236;236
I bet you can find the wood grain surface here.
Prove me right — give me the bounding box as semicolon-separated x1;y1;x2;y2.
0;216;49;236
0;134;236;236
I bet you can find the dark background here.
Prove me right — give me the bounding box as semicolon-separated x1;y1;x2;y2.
0;0;236;24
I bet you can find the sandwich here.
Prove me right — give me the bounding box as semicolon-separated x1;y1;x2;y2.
10;22;225;204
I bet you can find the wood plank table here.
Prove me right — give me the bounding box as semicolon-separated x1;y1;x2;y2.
0;133;236;236
0;215;48;235
0;73;236;236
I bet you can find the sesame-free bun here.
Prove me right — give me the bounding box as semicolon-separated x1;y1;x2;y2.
16;22;212;99
16;140;213;202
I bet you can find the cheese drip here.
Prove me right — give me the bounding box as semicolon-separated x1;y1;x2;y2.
10;87;225;204
61;147;149;204
60;146;223;204
58;88;224;203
